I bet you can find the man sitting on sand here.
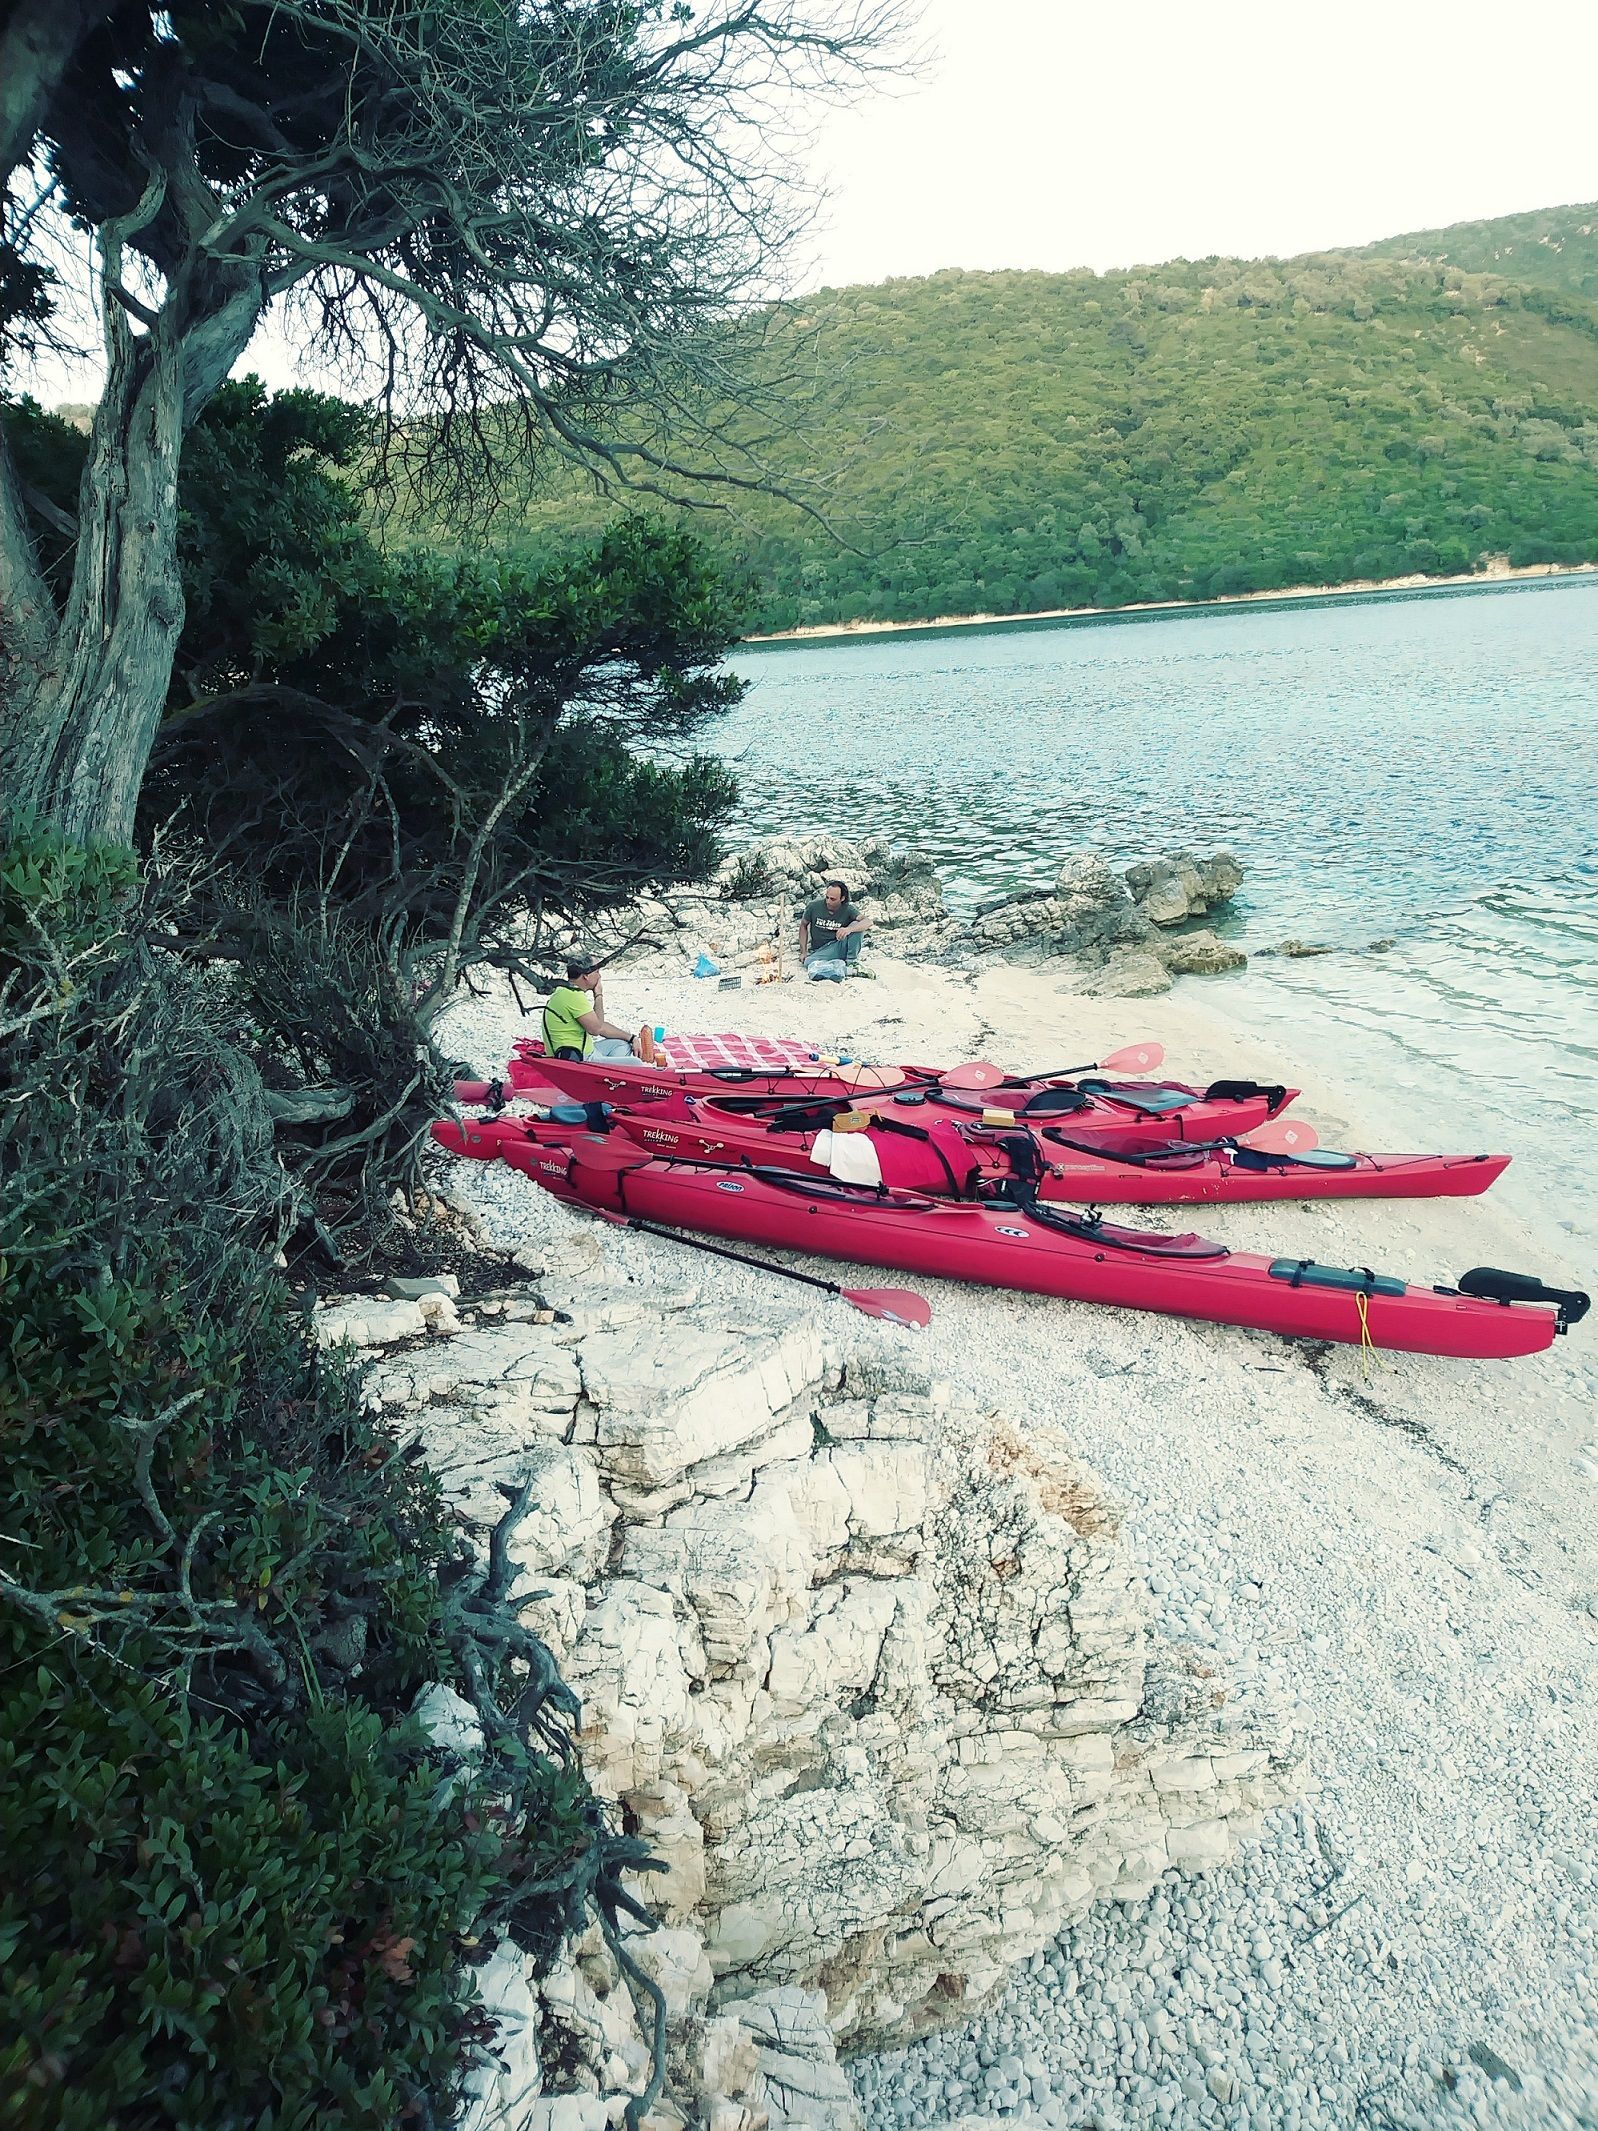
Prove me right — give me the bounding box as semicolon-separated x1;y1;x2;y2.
543;952;644;1060
799;878;871;981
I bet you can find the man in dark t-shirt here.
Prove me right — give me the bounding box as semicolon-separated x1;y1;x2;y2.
798;878;869;980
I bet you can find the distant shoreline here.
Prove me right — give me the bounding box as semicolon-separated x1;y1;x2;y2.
742;557;1598;646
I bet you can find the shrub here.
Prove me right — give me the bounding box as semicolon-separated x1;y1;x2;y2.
0;825;651;2129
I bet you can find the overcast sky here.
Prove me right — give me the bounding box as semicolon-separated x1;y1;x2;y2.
20;0;1598;400
802;0;1598;287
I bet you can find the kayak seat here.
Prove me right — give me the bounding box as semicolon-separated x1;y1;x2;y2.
1076;1080;1195;1115
1042;1129;1208;1170
1071;1215;1228;1258
1018;1085;1092;1116
992;1193;1229;1257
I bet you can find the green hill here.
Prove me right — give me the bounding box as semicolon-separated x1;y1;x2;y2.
489;216;1598;634
1357;201;1598;301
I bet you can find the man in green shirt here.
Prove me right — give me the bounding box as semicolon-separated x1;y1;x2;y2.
542;953;642;1060
798;878;870;981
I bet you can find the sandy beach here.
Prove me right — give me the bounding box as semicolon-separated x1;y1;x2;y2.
743;560;1598;647
439;942;1597;2129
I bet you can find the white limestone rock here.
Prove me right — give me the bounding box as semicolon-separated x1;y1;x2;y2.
714;1986;864;2131
315;1295;426;1348
412;1680;483;1763
580;1313;829;1489
456;1944;543;2131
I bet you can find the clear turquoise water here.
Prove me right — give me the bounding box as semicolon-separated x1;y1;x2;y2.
723;577;1598;1257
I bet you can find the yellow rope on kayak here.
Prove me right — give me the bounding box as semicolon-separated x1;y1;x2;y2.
1354;1288;1380;1376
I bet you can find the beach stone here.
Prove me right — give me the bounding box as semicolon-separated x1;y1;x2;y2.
1157;929;1247;977
1080;948;1174;997
315;1295;426;1347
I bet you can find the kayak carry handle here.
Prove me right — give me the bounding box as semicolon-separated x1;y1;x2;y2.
1455;1267;1591;1333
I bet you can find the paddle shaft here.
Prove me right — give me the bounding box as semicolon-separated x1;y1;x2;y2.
621;1214;853;1297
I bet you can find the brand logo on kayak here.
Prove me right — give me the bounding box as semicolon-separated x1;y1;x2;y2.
714;1180;744;1194
641;1081;673;1097
641;1128;678;1145
995;1225;1030;1239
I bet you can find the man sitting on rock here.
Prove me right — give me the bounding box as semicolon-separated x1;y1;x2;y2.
799;878;870;981
542;952;644;1060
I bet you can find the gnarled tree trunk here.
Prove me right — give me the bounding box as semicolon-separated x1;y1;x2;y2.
0;217;261;844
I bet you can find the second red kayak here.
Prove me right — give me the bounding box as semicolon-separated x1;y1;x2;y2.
607;1101;1509;1205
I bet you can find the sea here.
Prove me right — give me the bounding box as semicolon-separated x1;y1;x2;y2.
720;575;1598;1263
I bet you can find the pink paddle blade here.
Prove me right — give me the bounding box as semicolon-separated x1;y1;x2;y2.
1099;1041;1165;1075
938;1060;1006;1089
843;1287;932;1327
1241;1117;1320;1154
833;1063;905;1091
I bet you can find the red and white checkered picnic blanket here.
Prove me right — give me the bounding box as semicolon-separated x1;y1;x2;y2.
659;1032;824;1070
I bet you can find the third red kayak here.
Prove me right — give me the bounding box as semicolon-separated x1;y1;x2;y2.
558;1140;1585;1360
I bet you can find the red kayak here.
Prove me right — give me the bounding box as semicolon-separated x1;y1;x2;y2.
556;1140;1585;1360
534;1059;1294;1145
606;1101;1510;1205
510;1033;1294;1132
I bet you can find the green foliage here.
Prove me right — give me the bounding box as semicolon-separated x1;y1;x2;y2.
0;819;139;959
1357;201;1598;303
0;828;624;2127
490;229;1598;631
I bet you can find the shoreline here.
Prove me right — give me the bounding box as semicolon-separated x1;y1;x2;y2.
436;942;1598;2128
743;558;1598;646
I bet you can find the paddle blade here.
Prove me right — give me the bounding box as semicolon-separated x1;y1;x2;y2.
1241;1117;1320;1155
939;1060;1006;1089
1100;1041;1165;1075
843;1286;932;1327
833;1063;903;1090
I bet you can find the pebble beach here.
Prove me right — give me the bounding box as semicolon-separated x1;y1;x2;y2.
439;943;1598;2131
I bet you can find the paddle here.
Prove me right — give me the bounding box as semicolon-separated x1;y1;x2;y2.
1023;1039;1167;1081
610;1215;932;1327
1239;1117;1319;1155
939;1041;1165;1091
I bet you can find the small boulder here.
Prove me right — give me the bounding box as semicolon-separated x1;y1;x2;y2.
1080;948;1173;997
1125;847;1245;926
1158;929;1246;976
1052;853;1152;951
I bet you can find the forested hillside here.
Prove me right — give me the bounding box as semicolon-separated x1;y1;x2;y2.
1357;201;1598;301
490;224;1598;634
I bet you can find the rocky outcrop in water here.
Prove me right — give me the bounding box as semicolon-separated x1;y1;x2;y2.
971;850;1247;987
1124;852;1244;928
319;1236;1298;2130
